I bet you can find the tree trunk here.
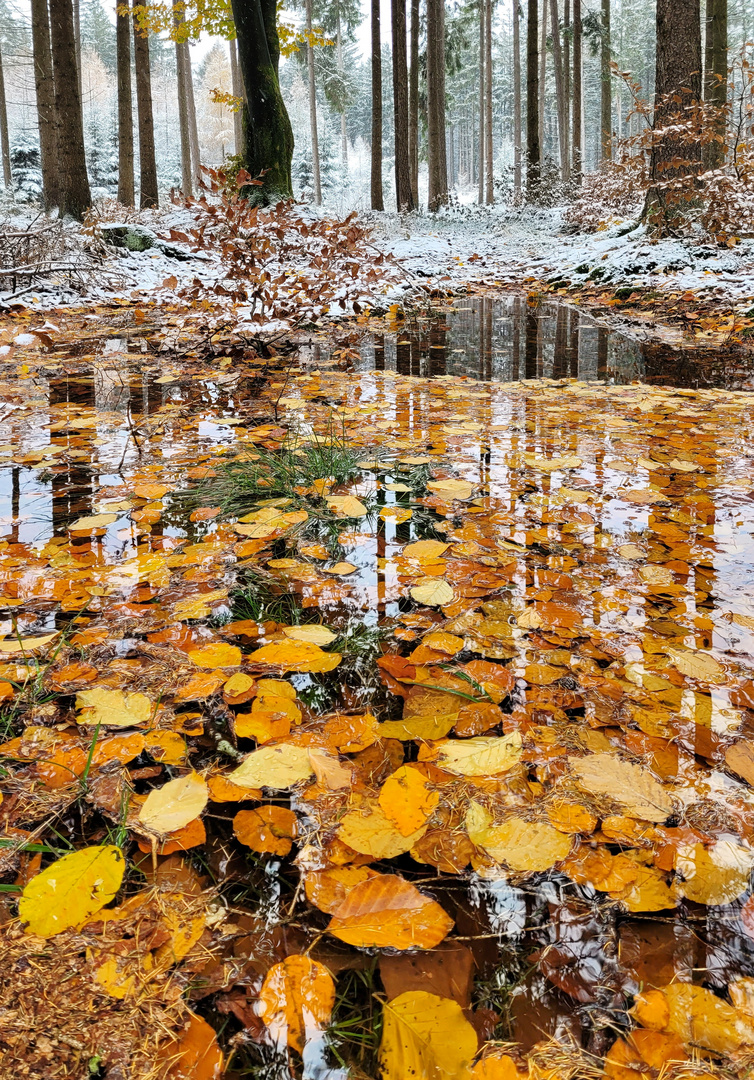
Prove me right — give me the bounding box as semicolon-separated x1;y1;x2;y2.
513;0;522;198
485;0;493;203
704;0;727;169
73;0;82;97
0;46;12;187
600;0;611;160
133;16;158;208
173;0;193;196
229;37;243;155
179;42;201;188
563;0;570;121
478;0;485;203
337;13;348;165
526;0;540;197
49;0;90;218
572;0;581;180
31;0;59;210
116;0;134;205
392;0;414;210
549;0;569;180
230;0;294;201
305;0;321;204
427;0;448;210
539;0;547;159
647;0;702;220
371;0;384;209
408;0;420;204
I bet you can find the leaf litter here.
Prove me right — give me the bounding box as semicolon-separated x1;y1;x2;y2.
3;294;754;1079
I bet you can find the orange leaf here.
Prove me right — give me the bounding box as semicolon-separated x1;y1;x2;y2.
207;774;261;801
328;874;453;949
187;642;242;669
378;765;439;836
49;661;99;689
159;1013;223;1079
174;672;225;702
137;816;206;855
233;805;298;856
258;955;336;1052
304;866;379;914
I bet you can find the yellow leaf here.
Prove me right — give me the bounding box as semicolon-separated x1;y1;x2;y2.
674;840;754;905
524;453;583;471
403;540;449;561
569;753;674;822
321;561;358;575
187;642;242;669
76;686;153;728
379;765;440;836
138;771;208;836
247;640;342;673
428;733;523;776
410;578;455;606
466;804;572;871
421;632;465;655
282;624;337;645
379;991;477;1080
666;648;724;683
68;513;118;531
18;845;125;938
259;956;336;1053
380;506;413;523
326;495;369;517
634;984;754;1055
618;544;645;560
339;800;429;858
228;743;314;789
427;478;474;500
471;1054;525;1079
329;875;453;950
0;632;60;655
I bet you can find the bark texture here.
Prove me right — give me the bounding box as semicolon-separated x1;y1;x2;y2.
704;0;727;168
484;0;493;202
49;0;91;218
133;15;158;208
572;0;582;181
392;0;414;210
31;0;59;209
427;0;448;210
478;0;485;203
0;46;12;187
370;0;384;209
173;0;193;196
526;0;540;198
408;0;420;204
116;0;134;206
513;0;522;197
230;0;294;201
600;0;611;160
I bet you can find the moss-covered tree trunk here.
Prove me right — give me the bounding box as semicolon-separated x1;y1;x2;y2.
231;0;293;202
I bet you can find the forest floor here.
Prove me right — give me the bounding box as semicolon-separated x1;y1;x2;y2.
3;200;754;1079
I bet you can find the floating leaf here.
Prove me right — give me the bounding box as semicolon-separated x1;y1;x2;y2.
158;1012;223;1079
76;686;153;728
247;640;342;673
138;772;208;836
326;495;368;517
259;956;336;1052
19;845;125;938
674;840;754;905
426;733;522;776
339;801;429;858
466;803;572;872
666;648;724;683
329;874;453;949
304;866;379;914
632;983;754;1055
379;991;477;1080
228;743;314;789
321;561;358;575
570;753;674;822
427;478;474;500
410;578;455;606
524;453;583;472
282;624;337;645
187;642;242;669
403;540;449;562
68;513;118;531
234;805;298;856
379;765;440;836
0;632;59;655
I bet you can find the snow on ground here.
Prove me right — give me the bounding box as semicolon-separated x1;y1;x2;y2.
5;199;754;316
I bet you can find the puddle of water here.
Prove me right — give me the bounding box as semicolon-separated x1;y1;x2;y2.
301;296;754;390
3;305;754;1076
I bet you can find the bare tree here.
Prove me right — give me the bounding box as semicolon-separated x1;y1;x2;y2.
0;46;12;187
485;0;493;203
116;0;134;205
427;0;448;210
133;13;158;208
526;0;540;197
31;0;59;210
392;0;414;210
539;0;546;156
49;0;91;218
513;0;522;198
173;0;193;196
600;0;611;160
705;0;727;168
229;37;243;155
478;0;485;203
371;0;384;209
408;0;420;204
572;0;582;181
184;43;201;188
305;0;322;205
549;0;570;179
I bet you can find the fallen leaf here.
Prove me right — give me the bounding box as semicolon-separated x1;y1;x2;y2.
410;578;455;606
68;513;118;531
19;845;125;938
234;805;298;856
378;765;440;836
282;624;337;645
228;743;314;789
326;495;368;517
427;478;474;500
138;772;208;836
674;840;754;905
76;686;154;728
247;640;342;673
379;991;477;1079
570;754;674;822
187;642;242;669
259;955;336;1052
466;804;572;872
425;733;523;776
159;1012;223;1079
328;874;453;949
339;801;429;858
